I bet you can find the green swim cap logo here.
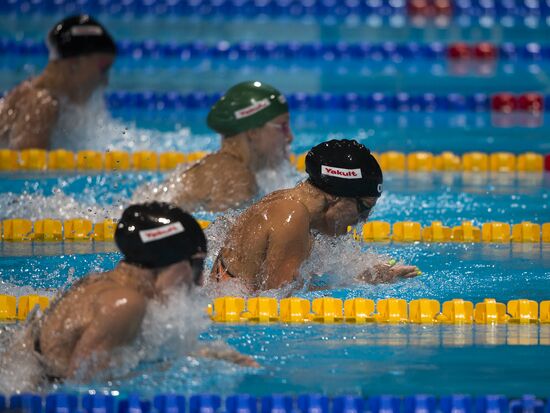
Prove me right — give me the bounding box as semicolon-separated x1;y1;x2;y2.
234;99;271;119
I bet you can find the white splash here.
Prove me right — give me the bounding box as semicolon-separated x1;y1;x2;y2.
0;323;46;394
0;189;125;221
49;90;202;153
299;233;392;289
254;159;304;196
0;283;57;394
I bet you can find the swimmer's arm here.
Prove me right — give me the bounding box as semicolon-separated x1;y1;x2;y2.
262;205;311;290
66;289;146;379
358;261;420;284
192;344;259;368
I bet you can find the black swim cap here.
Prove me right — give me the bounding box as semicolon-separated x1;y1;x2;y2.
46;15;116;60
305;139;383;198
115;202;207;273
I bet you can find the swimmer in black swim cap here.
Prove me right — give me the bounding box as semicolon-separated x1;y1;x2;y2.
5;202;257;388
115;202;207;284
210;139;419;293
0;14;116;149
306;139;383;220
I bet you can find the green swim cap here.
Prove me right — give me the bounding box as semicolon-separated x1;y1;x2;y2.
207;81;289;137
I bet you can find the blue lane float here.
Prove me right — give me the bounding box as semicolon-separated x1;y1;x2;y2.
2;394;549;413
1;0;550;20
2;39;550;62
1;89;546;112
102;90;526;112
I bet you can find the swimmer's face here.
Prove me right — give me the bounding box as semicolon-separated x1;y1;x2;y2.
322;196;378;235
250;113;293;168
70;52;115;87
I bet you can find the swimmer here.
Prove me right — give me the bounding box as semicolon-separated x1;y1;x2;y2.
134;81;293;212
210;139;420;292
0;15;116;149
4;202;256;387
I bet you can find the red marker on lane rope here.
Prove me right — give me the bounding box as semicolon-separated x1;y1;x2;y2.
491;93;517;113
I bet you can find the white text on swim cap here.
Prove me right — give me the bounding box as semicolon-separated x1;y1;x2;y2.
235;99;271;119
378;184;383;193
321;165;363;179
70;26;104;36
139;222;184;243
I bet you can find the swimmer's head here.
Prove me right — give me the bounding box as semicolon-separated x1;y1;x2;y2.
47;15;116;61
207;81;293;167
115;202;207;286
305;139;383;234
46;15;116;89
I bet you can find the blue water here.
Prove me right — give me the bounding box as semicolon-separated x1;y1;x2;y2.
1;5;550;398
0;172;548;224
2;55;550;93
2;15;550;43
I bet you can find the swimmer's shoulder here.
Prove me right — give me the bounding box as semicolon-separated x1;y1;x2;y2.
205;151;257;196
261;195;311;227
211;152;255;178
60;271;146;315
182;151;254;183
2;81;59;120
95;286;147;318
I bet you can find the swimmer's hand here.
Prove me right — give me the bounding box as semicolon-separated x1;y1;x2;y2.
192;347;260;368
358;261;421;284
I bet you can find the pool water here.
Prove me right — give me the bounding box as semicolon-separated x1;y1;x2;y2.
1;2;550;398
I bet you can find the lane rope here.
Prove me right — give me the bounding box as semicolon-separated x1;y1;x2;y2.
2;295;550;325
1;219;549;243
0;150;548;173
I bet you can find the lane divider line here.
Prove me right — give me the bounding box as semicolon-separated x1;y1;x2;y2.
1;219;548;243
0;150;548;172
2;295;549;325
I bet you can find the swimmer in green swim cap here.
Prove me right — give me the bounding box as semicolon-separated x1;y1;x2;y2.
2;203;256;389
210;139;420;293
134;80;293;212
0;15;116;149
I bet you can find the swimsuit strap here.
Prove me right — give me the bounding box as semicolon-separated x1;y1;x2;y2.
214;255;237;282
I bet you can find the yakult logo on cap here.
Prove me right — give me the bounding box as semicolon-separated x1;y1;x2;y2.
139;222;184;243
235;99;271;119
70;26;104;36
321;165;362;179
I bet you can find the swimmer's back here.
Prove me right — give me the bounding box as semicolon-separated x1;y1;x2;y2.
215;189;312;290
170;151;257;211
37;270;146;378
0;80;59;149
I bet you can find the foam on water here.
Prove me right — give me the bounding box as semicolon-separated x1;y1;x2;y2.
0;189;125;221
254;159;303;196
50;91;197;152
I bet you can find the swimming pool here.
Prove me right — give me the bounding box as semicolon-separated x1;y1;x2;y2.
1;0;550;401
